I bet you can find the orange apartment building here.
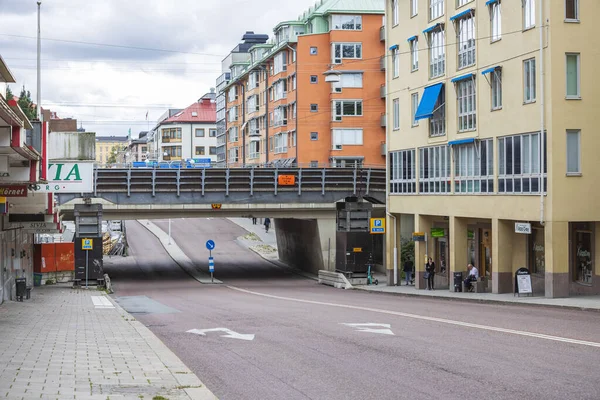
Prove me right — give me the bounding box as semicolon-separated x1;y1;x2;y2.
224;0;385;168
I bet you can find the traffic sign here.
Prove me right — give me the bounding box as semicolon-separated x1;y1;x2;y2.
82;238;93;250
208;256;215;273
370;218;385;234
206;240;215;250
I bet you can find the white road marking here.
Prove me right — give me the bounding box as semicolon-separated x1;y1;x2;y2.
342;323;394;335
226;285;600;348
187;328;255;341
91;296;114;309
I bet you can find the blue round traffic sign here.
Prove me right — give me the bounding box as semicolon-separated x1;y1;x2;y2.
206;240;215;250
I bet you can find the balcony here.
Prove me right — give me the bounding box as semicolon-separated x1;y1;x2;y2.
249;129;261;137
381;142;386;156
380;26;385;42
380;85;386;98
380;56;386;71
161;137;182;143
380;114;386;127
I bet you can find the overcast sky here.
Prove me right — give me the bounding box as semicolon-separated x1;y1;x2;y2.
0;0;318;137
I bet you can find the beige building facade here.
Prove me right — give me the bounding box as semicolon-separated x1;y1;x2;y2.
385;0;598;297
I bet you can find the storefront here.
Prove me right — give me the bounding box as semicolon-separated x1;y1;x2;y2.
528;223;546;295
570;222;595;295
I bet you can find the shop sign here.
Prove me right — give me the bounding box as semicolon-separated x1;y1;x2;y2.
0;185;27;197
412;232;425;242
33;162;94;193
431;228;445;238
515;222;532;234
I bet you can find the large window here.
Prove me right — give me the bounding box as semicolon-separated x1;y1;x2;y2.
333;100;363;121
247;95;258;112
273;80;287;101
162;128;182;141
529;226;545;274
430;0;444;20
195;146;205;156
490;2;501;41
248;72;259;89
228;106;238;122
429;29;445;78
227;86;237;103
274;132;288;154
228;147;239;163
454;139;494;193
491;69;502;110
411;0;418;16
332;73;363;92
332;43;362;64
430;87;445;137
411;93;419;127
457;78;476;132
457;16;475;69
566;53;580;99
393;98;400;130
524;58;536;103
390;149;416;194
195;129;205;137
272;106;288;127
273;52;287;75
565;0;579;21
410;39;419;71
566;129;581;175
419;145;451;194
572;223;593;285
392;48;399;78
228;127;239;143
523;0;535;29
331;15;362;30
498;132;547;193
163;146;182;158
332;129;363;150
392;0;399;25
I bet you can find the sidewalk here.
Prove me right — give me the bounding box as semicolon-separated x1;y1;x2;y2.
0;285;218;400
355;281;600;311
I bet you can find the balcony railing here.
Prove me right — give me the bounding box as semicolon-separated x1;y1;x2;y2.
161;137;182;143
380;26;385;42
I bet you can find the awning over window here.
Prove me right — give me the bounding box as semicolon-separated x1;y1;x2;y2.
415;83;443;121
451;73;475;83
423;23;442;34
450;9;474;21
448;138;475;146
407;35;417;42
485;0;499;5
389;44;399;51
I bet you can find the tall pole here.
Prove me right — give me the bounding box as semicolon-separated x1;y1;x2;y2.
36;1;42;121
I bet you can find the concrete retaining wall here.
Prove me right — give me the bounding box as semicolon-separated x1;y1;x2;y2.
318;270;353;289
275;218;332;274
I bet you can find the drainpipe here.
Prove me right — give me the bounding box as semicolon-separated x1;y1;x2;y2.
240;83;246;166
265;67;269;165
190;123;193;161
539;0;545;226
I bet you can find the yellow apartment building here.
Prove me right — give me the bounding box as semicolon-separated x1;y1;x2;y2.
95;136;128;165
385;0;598;297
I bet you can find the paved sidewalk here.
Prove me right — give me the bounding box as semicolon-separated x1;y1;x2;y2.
138;220;222;284
355;282;600;311
0;285;217;400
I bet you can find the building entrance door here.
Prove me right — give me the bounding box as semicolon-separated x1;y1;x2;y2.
480;229;492;279
437;238;448;277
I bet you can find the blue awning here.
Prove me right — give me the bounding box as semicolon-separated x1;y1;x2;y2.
415;83;444;121
481;66;501;75
389;44;399;51
451;73;475;83
423;23;442;34
485;0;499;5
448;138;475;146
450;9;474;22
407;35;417;42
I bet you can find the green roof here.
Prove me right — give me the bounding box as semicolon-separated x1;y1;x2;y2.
309;0;384;17
274;20;306;31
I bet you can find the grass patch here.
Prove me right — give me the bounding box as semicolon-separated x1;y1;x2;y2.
175;385;202;389
243;233;261;241
152;397;169;400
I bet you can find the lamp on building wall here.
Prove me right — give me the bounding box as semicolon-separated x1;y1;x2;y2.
323;68;341;83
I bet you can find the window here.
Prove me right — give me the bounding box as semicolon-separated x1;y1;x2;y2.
248;141;260;159
332;43;362;64
566;130;581;175
332;129;363;150
209;129;217;137
457;15;475;69
457;78;476;132
393;98;400;130
572;223;593;284
331;15;362;30
498;132;547;193
411;0;418;17
292;103;297;119
565;0;579;21
208;146;217;156
248;72;259;89
310;47;318;55
566;53;580;99
419;145;451;194
411;93;419;126
162;128;182;141
195;129;205;137
292;75;297;90
491;69;502;110
524;58;536;103
228;106;239;122
195;146;206;156
273;52;287;75
430;0;444;20
228;147;239;163
163;146;182;158
273;106;288;127
310;104;318;112
454;139;494;193
228;127;239;142
272;80;287;101
332;100;363;121
528;226;545;274
430;87;446;137
227;86;237;103
490;2;501;41
523;0;535;29
392;0;399;25
311;132;318;141
410;39;419;71
390;149;416;194
274;132;288;154
457;0;472;6
247;95;258;112
310;75;318;84
429;29;445;78
332;73;363;92
392;49;399;78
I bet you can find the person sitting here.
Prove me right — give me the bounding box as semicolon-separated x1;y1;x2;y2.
463;264;479;292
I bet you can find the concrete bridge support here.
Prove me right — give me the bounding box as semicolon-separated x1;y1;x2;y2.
274;217;336;275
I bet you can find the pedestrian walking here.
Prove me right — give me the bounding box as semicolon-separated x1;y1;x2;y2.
264;217;271;233
425;257;435;290
403;258;414;286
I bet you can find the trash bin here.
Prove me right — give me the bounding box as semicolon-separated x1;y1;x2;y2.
453;272;463;292
16;278;26;301
33;273;42;287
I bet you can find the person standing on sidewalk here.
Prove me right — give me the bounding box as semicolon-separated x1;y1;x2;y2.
425;257;436;290
403;258;414;286
252;217;257;225
264;217;271;233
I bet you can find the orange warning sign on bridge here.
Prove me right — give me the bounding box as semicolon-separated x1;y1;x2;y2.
277;175;296;186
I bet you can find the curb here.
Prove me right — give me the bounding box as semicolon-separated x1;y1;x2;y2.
352;286;600;313
138;220;222;284
105;293;219;399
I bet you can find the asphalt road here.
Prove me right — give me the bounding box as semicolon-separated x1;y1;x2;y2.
104;219;600;400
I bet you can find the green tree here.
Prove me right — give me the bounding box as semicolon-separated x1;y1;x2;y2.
17;86;37;120
106;145;119;164
5;86;13;101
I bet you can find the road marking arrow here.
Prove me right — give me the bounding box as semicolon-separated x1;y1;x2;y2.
342;323;394;336
187;328;255;341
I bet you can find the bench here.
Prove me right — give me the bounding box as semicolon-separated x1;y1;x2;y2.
462;277;487;293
